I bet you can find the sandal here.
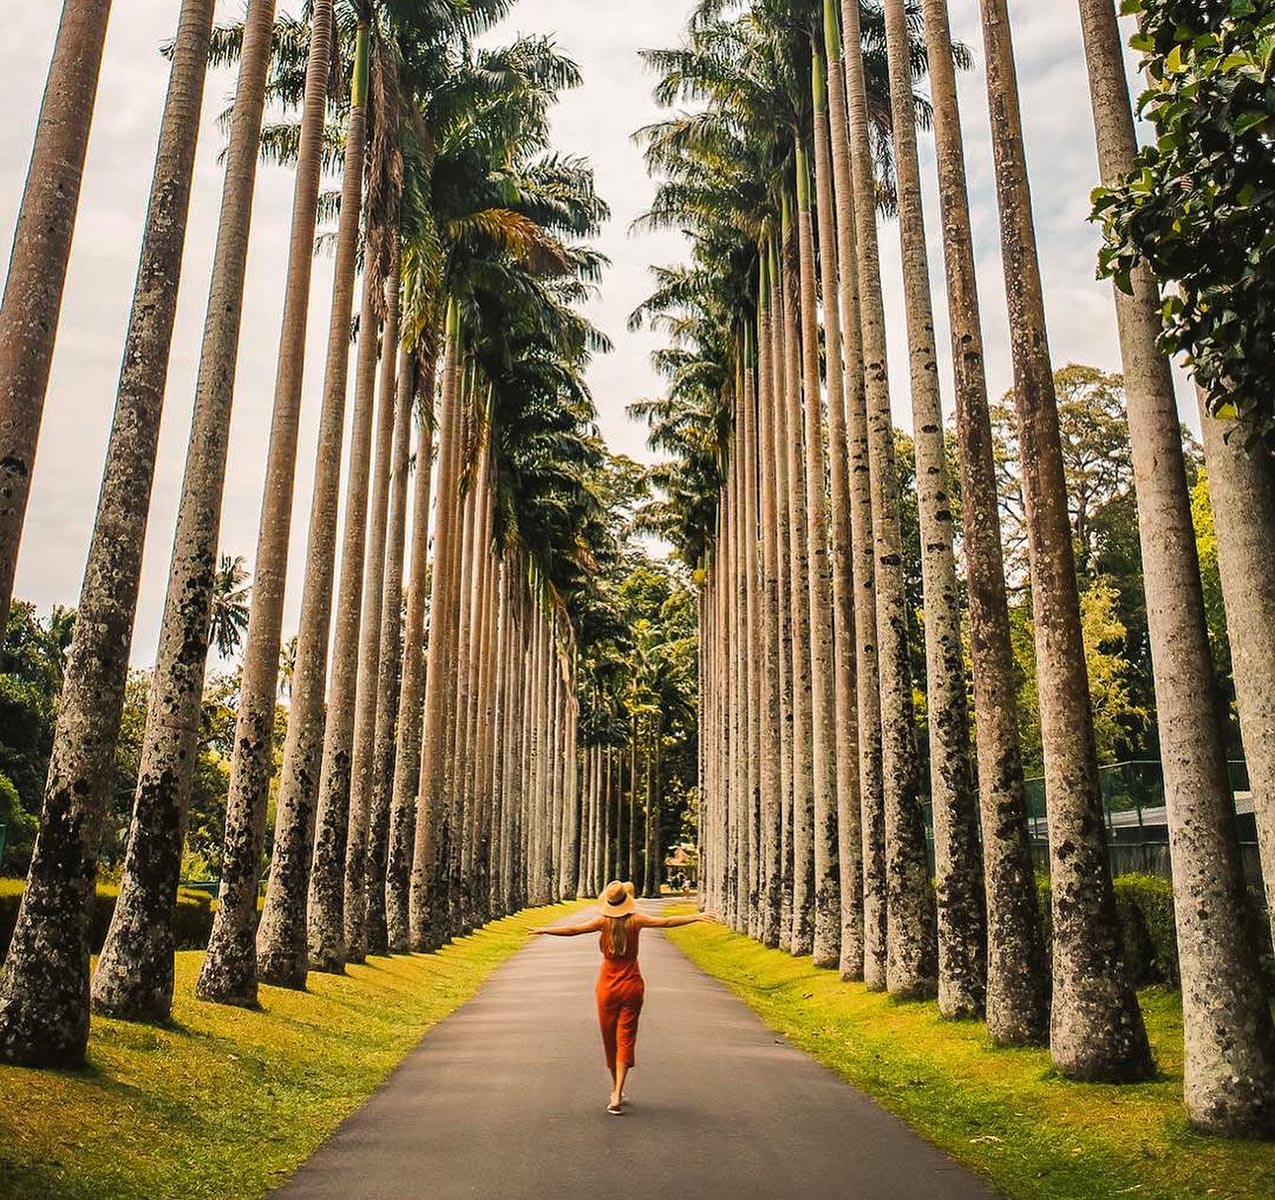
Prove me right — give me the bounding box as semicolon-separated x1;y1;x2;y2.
607;1101;624;1115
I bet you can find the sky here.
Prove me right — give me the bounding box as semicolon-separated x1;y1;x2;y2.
0;1;1174;667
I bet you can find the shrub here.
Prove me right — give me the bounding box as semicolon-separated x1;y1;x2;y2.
1037;871;1271;991
0;881;214;959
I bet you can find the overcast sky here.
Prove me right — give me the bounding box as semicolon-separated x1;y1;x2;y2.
0;2;1174;666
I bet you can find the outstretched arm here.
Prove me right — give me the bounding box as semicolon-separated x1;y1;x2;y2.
637;912;717;930
529;916;605;937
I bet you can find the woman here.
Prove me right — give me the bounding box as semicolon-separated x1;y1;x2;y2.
531;880;715;1114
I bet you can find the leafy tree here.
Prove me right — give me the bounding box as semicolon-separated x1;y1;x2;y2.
1093;0;1275;444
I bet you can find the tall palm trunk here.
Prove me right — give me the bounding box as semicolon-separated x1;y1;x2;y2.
756;263;784;947
410;302;463;950
1077;0;1275;1130
307;231;387;976
253;23;372;992
0;0;212;1057
840;0;937;1000
741;352;761;928
976;0;1151;1081
920;0;1048;1044
769;246;796;951
1203;420;1275;957
383;363;435;951
94;0;275;1018
345;253;403;962
882;0;985;1018
780;202;817;957
825;0;885;988
0;0;113;632
811;30;864;981
795;140;843;969
188;0;333;1007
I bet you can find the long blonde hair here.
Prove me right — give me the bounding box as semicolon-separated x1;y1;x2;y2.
601;914;634;958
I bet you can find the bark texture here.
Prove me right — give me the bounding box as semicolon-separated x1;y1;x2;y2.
8;0;212;1045
253;56;369;992
0;0;113;633
1076;0;1275;1130
842;0;937;1000
977;0;1151;1081
191;0;332;1007
921;0;1048;1045
882;0;985;1018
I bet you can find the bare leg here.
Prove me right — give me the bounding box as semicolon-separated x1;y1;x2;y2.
612;1061;630;1107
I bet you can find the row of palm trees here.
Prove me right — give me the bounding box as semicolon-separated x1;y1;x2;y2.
638;0;1275;1136
0;0;619;1068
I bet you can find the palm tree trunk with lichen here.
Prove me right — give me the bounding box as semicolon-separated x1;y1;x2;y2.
841;0;937;999
254;24;372;990
1078;0;1275;1130
0;0;114;634
411;302;463;951
344;248;402;963
794;138;843;969
976;0;1151;1081
811;32;863;981
826;0;884;987
756;263;784;947
6;0;213;1052
306;235;386;976
383;362;434;952
184;0;332;1008
780;202;817;957
920;0;1048;1045
882;0;985;1018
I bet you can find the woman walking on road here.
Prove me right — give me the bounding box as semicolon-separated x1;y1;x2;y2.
531;880;716;1114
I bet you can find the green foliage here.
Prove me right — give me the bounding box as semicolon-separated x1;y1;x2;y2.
1093;0;1275;445
1033;871;1272;991
0;773;36;874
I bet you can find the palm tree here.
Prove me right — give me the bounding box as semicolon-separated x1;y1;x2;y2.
793;141;842;968
0;0;114;637
188;0;336;1001
880;0;985;1018
1076;0;1275;1131
975;0;1151;1081
919;0;1048;1045
823;0;885;989
1203;424;1275;961
208;555;252;660
2;0;214;1056
841;0;937;999
383;365;435;953
809;32;863;981
252;13;374;992
84;0;277;1026
343;247;405;964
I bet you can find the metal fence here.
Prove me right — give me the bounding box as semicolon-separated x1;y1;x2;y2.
923;760;1263;886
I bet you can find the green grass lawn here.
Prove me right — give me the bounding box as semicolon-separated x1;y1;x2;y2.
666;917;1275;1200
0;901;586;1200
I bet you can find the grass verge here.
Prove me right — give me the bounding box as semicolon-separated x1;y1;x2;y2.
666;917;1274;1200
0;901;586;1200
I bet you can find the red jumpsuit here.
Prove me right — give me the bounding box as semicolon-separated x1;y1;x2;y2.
596;924;644;1070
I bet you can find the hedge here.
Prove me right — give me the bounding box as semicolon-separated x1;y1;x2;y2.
0;879;214;960
1037;872;1274;990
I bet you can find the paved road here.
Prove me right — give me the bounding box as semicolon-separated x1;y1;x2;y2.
278;903;996;1199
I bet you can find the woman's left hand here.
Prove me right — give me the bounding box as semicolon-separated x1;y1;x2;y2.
529;927;547;936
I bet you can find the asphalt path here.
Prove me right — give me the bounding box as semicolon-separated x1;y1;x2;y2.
277;902;997;1199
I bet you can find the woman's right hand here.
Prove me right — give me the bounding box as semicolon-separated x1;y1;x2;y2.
698;912;719;923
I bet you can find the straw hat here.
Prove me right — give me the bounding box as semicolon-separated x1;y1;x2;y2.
599;880;637;918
